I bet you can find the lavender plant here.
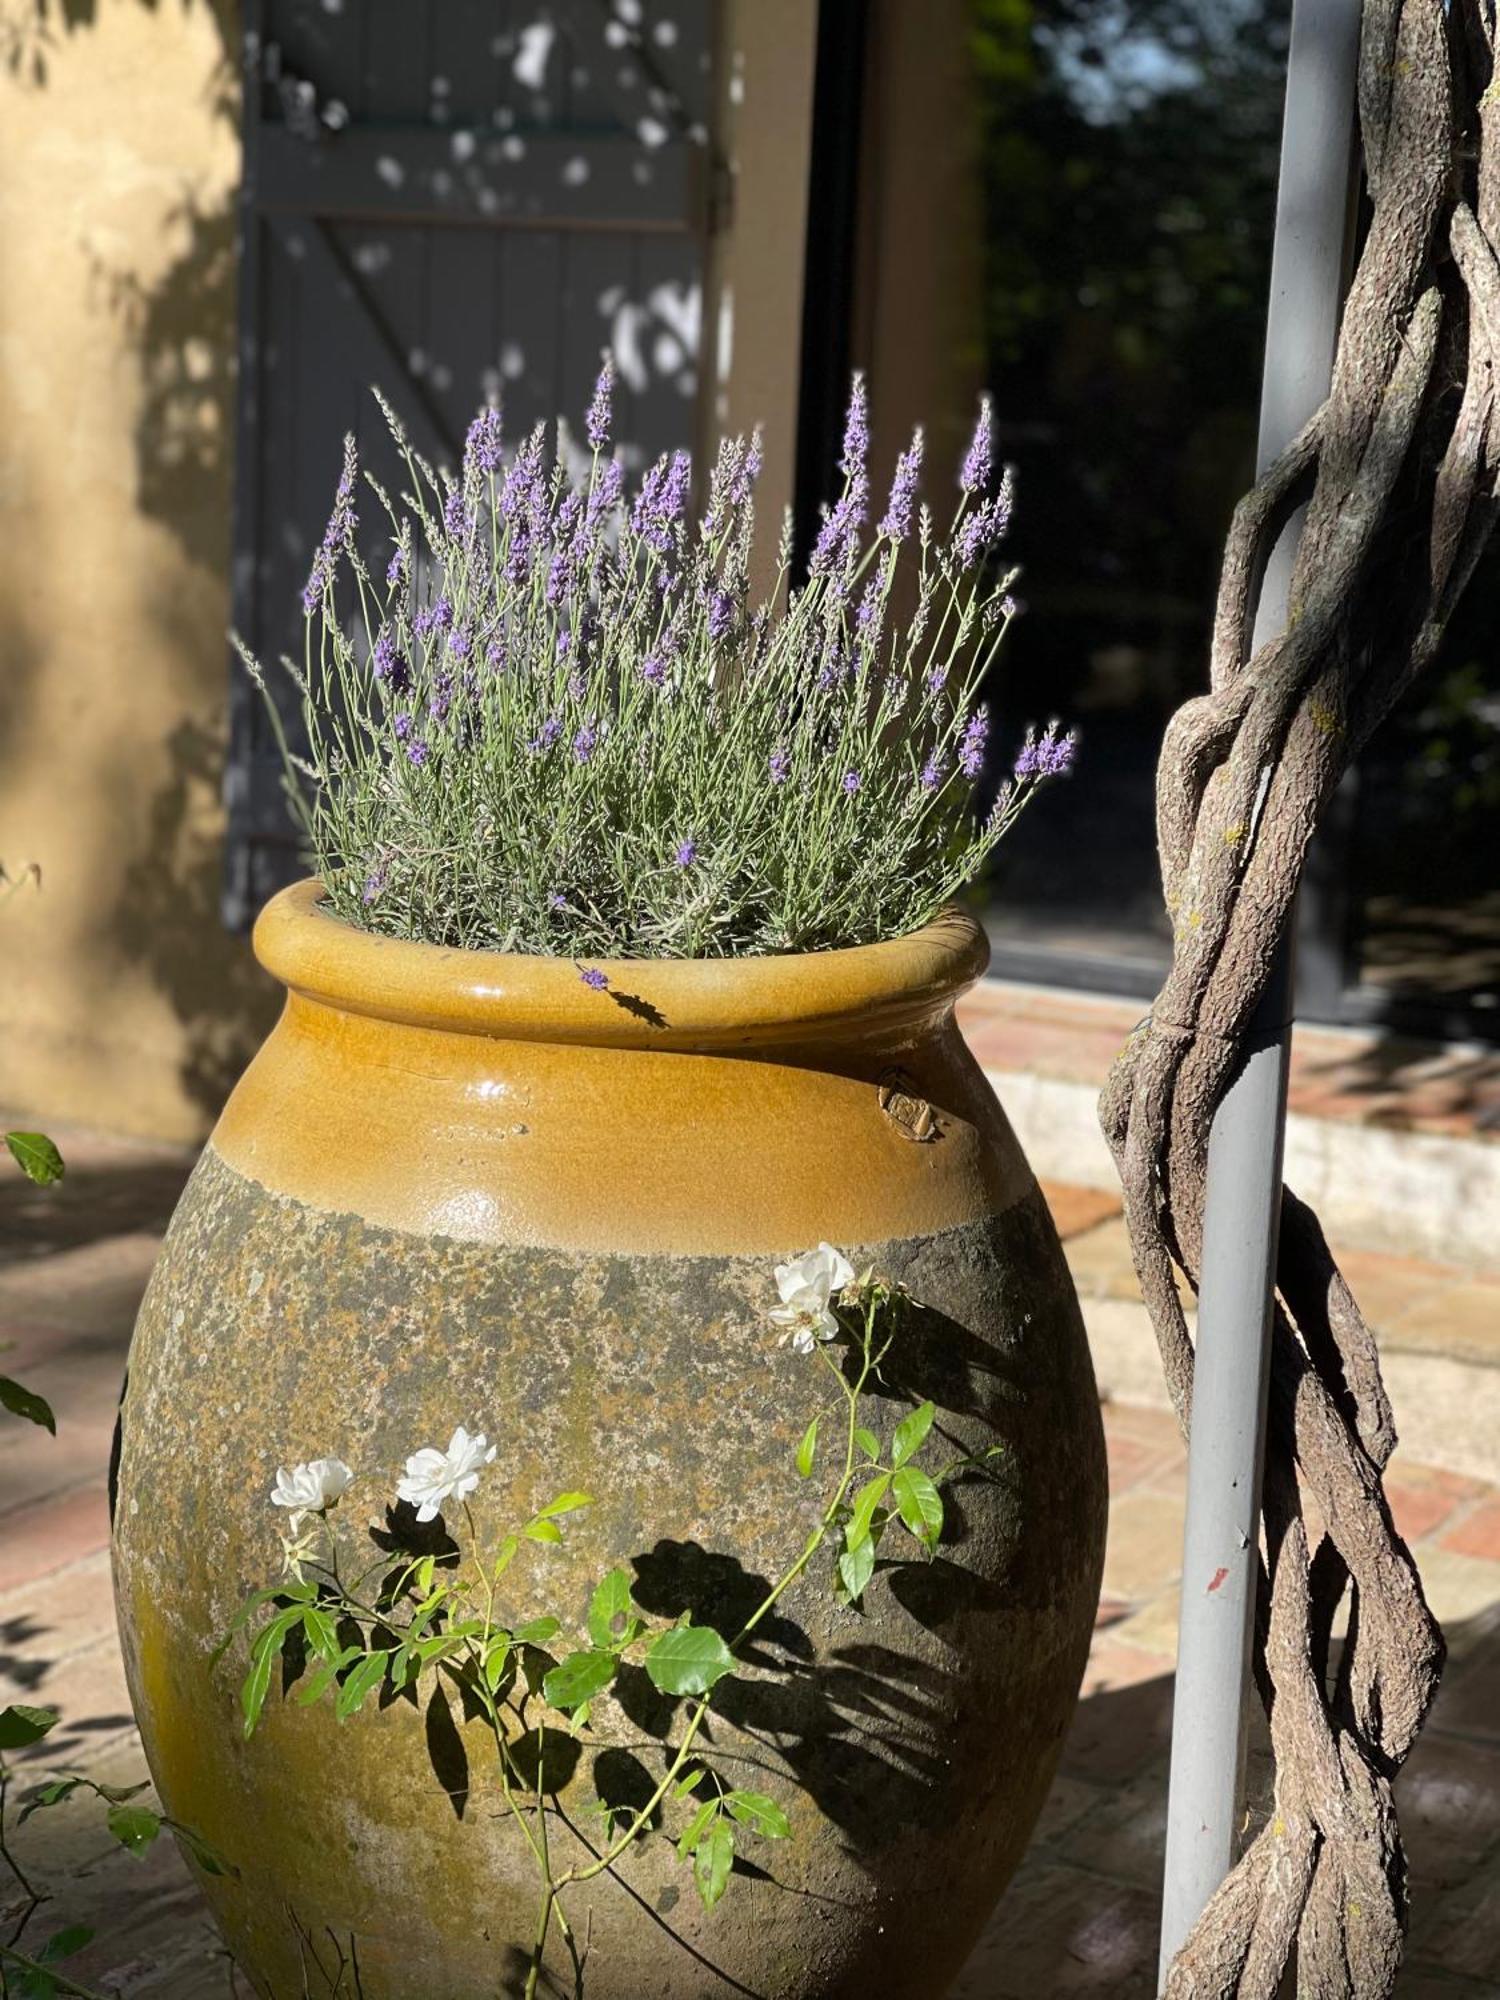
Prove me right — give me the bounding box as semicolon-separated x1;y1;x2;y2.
241;366;1076;957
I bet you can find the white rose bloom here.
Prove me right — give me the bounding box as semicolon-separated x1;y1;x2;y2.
396;1425;498;1523
270;1457;354;1513
769;1243;856;1350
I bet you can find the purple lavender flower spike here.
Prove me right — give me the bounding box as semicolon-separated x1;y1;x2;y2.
919;750;946;791
640;652;668;688
530;715;562;753
444;487;473;542
362;862;388;905
485;635;507;672
728;427;764;507
841;373;870;485
587;456;624;530
465;403;504;477
769;746;791;785
960;394;994;494
407;738;430;768
547;890;568;912
674;836;697;868
879;427;924;540
579;966;609;992
632;450;692;555
448;626;472;661
842;769;862;796
707;589;735;641
572;721;599;764
957;497;1004;570
585;353;615;452
993;463;1016;540
1014;721;1078;781
958;705;990;779
302;434;359;612
428;674;452;724
385;545;406;589
393;711;413;741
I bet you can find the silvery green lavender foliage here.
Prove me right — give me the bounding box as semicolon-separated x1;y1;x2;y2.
243;364;1076;958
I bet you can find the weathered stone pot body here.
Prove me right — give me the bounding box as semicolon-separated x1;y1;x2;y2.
113;881;1106;2000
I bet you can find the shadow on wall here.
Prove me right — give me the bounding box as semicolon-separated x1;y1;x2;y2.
4;0;277;1125
110;717;278;1121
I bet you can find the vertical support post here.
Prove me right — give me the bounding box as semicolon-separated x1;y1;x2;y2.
1157;1;1362;1985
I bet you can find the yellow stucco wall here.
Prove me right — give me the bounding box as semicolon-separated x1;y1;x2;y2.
0;0;278;1143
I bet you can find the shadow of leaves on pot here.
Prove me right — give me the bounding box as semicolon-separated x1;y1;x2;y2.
620;1541;965;1857
629;1541;809;1671
425;1681;469;1820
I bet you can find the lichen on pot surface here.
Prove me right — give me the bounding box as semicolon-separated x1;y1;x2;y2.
112;886;1107;1999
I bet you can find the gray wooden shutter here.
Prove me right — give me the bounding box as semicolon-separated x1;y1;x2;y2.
224;0;720;926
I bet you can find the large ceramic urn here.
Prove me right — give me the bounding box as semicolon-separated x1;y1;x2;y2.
113;880;1106;1999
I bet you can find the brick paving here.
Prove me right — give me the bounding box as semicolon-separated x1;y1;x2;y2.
956;981;1500;1143
0;1130;1497;1994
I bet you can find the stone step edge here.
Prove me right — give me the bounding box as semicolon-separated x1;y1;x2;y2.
986;1064;1500;1272
1082;1290;1500;1486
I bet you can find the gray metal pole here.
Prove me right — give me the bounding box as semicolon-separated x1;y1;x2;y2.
1157;2;1361;1984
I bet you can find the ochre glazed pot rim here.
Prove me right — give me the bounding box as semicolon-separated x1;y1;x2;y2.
253;879;990;1050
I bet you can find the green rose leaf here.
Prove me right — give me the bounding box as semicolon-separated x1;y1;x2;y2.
4;1132;64;1186
645;1624;736;1698
891;1401;936;1469
725;1790;791;1840
483;1635;513;1694
512;1616;560;1647
542;1649;618;1714
534;1491;594;1520
334;1649;392;1721
854;1426;881;1463
675;1797;718;1861
892;1464;944;1551
36;1924;93;1963
0;1376;55;1434
240;1605;308;1736
587;1568;637;1651
171;1819;234;1878
844;1472;891;1554
524;1518;563;1544
107;1803;162;1857
694;1816;735;1911
794;1418;819;1479
0;1704;59;1749
18;1777;86;1822
837;1536;875;1606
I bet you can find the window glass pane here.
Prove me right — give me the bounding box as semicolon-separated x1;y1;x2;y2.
968;0;1291;976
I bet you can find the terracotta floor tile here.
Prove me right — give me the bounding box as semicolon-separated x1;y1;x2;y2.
1389;1475;1469;1548
1386;1281;1500;1366
0;1481;110;1593
1041;1181;1123;1241
1429;1641;1500;1745
1335;1244;1456;1330
1105;1427;1166;1498
953;1858;1159;1996
1102;1491;1185;1604
1441;1497;1500;1564
1399;1732;1500;1892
